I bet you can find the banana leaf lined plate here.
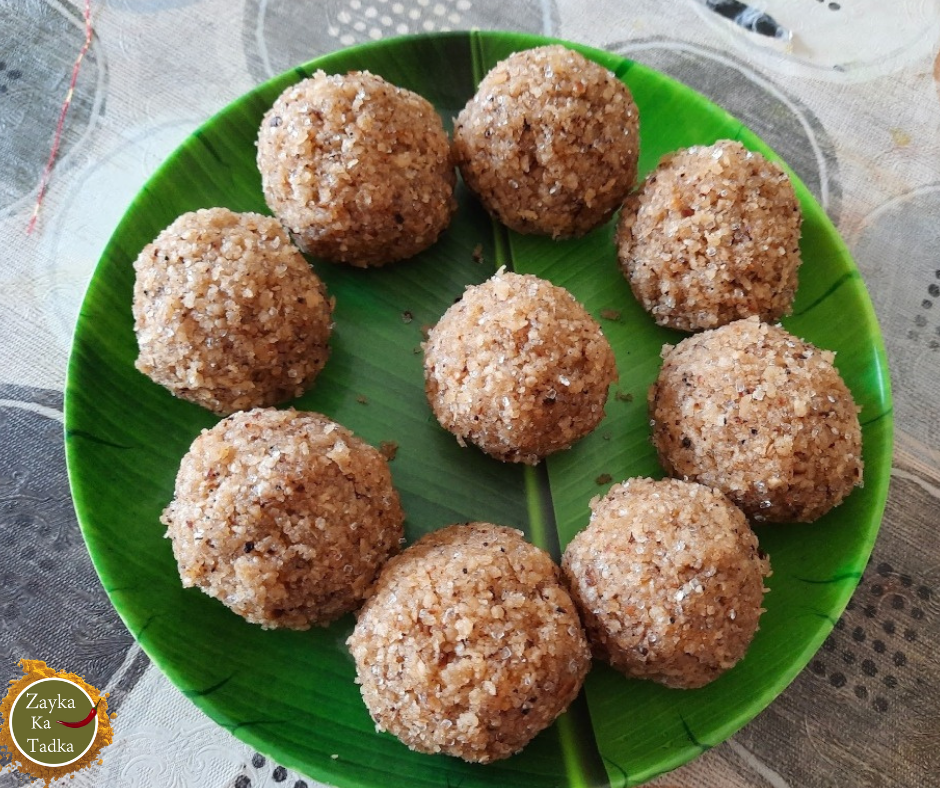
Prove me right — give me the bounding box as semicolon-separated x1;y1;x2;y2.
65;31;892;788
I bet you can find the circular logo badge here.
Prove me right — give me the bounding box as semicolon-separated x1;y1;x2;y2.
8;676;99;767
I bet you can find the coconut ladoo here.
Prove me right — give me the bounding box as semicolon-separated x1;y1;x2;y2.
562;477;771;689
649;317;863;522
162;408;405;629
423;269;618;464
133;207;333;415
257;70;456;267
618;140;802;332
453;45;639;238
348;523;591;763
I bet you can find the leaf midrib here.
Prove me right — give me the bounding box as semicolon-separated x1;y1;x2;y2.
470;30;611;788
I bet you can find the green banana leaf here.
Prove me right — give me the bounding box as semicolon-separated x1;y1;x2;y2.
65;30;893;788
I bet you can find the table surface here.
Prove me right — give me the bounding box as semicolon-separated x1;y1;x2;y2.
2;1;938;786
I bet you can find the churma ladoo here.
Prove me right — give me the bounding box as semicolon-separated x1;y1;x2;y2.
453;45;639;238
133;208;333;415
347;523;591;763
649;317;863;522
257;70;456;267
423;269;618;464
162;408;405;630
562;477;770;689
618;140;802;332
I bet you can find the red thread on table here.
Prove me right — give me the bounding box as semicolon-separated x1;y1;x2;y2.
27;0;94;235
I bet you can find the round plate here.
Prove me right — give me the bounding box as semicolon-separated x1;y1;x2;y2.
65;31;893;788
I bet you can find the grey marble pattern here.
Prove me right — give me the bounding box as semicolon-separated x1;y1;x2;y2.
0;384;147;787
242;0;558;82
611;38;843;222
0;0;104;214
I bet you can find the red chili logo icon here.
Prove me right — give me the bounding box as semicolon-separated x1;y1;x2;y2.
56;700;99;729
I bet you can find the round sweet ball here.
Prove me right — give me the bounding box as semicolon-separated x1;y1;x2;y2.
618;140;802;332
257;70;456;267
162;408;405;630
649;317;863;522
347;523;591;763
133;208;333;416
562;477;770;689
423;269;618;464
453;45;639;238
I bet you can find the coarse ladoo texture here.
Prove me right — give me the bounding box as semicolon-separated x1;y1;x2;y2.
347;523;591;763
453;45;639;238
257;70;456;267
133;208;333;415
423;269;618;464
162;408;405;630
618;140;802;332
649;317;863;522
562;477;770;689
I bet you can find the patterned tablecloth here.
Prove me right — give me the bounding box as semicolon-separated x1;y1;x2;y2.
2;1;938;786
